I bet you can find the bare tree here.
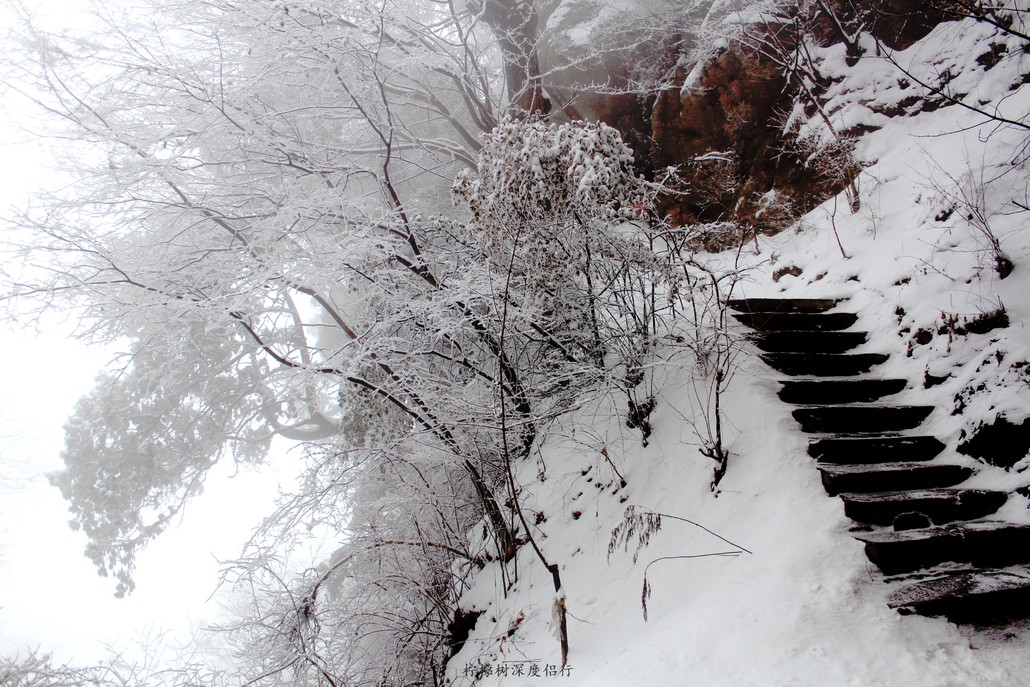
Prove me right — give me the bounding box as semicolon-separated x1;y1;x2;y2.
2;0;527;595
0;647;229;687
0;651;100;687
0;1;743;683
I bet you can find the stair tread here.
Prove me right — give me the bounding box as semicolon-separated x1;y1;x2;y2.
735;312;859;332
761;352;889;377
841;488;1005;503
753;329;864;334
763;352;885;359
810;434;943;444
779;378;908;405
797;404;934;411
727;298;842;313
793;405;933;434
809;436;947;464
888;568;1030;619
820;461;970;475
857;520;1030;575
752;330;868;354
841;488;1007;527
780;378;907;386
856;520;1030;544
820;462;972;496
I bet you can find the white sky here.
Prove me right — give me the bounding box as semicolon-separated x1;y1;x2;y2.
0;330;292;665
0;0;302;667
0;294;298;667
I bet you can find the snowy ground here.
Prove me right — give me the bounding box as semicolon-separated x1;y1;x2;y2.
448;15;1030;686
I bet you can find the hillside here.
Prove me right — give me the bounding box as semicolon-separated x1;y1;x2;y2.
449;5;1030;684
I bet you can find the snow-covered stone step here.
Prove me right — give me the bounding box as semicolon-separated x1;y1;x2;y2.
751;329;868;353
808;435;946;463
760;352;889;376
856;521;1030;575
726;297;841;314
818;462;973;496
792;405;933;433
888;568;1030;624
840;488;1008;527
733;311;858;332
779;378;906;405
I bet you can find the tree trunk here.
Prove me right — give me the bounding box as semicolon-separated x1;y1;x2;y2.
479;0;549;115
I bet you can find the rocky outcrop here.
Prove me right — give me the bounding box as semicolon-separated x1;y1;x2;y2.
540;0;948;233
648;0;946;231
648;42;813;231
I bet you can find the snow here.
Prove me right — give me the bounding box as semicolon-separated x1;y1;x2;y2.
448;11;1030;686
449;348;1028;684
4;5;1030;685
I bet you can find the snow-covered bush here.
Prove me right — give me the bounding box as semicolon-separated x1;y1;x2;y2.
454;117;662;378
454;117;648;226
453;116;655;280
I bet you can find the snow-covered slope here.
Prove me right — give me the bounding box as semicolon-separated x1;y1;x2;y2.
449;13;1030;686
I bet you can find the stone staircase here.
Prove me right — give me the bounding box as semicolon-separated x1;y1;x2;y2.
729;296;1030;625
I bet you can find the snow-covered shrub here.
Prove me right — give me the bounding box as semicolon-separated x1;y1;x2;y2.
454;116;660;365
453;116;655;271
453;117;670;447
451;118;675;667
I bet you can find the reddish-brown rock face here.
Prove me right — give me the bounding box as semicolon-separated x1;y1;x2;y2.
649;43;814;231
540;0;945;235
